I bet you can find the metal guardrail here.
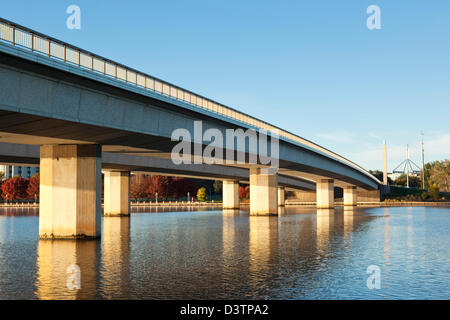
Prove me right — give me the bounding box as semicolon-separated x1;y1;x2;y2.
0;17;380;184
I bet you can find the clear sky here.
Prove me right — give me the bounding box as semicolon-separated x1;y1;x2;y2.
1;1;449;171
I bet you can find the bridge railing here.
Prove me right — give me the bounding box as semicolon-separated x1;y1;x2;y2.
0;17;379;184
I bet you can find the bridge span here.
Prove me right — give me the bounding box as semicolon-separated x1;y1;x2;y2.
0;18;381;239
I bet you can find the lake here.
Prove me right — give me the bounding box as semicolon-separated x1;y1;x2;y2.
0;206;449;299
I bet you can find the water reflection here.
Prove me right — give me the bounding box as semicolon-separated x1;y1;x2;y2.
101;217;131;299
0;206;448;299
343;208;355;235
36;240;99;299
316;209;334;252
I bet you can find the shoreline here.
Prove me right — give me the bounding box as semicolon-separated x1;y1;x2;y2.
1;201;449;208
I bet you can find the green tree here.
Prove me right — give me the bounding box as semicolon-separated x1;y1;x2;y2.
369;170;393;184
197;187;208;202
393;174;421;188
427;160;450;192
428;184;440;200
213;180;222;194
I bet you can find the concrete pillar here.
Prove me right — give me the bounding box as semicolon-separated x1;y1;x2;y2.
39;144;101;239
250;168;278;215
104;171;130;216
222;180;240;209
343;186;357;206
278;186;285;207
316;179;334;209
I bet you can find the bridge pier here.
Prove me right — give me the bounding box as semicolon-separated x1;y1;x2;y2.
222;180;240;209
278;187;285;207
343;186;357;206
249;168;278;215
104;171;131;216
39;144;102;239
316;179;334;209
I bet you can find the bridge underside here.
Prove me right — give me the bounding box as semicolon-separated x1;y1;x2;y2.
0;42;381;240
0;113;373;190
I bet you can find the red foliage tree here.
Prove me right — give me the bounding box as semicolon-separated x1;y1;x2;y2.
146;175;171;199
239;185;250;199
1;176;29;200
131;174;150;199
170;177;197;199
27;174;40;200
130;174;199;200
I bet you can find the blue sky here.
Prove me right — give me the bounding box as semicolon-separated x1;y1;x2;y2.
1;1;449;171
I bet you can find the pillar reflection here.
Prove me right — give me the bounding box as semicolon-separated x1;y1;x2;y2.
248;216;278;281
36;240;98;299
343;207;355;235
101;216;131;298
316;209;334;251
222;210;239;264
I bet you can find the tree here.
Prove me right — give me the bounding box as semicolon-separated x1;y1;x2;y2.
197;187;208;202
27;173;40;200
369;170;393;184
131;174;149;199
428;184;440;200
170;177;197;199
146;175;171;199
1;176;29;200
213;180;223;194
0;171;4;181
393;174;421;188
239;185;250;199
426;160;450;192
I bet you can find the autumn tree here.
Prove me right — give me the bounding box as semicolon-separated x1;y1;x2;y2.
130;174;149;199
170;177;197;199
27;173;40;200
197;187;208;202
239;185;250;199
146;175;171;199
1;176;29;200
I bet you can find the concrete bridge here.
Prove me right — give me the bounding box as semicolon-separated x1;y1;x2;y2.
0;18;381;239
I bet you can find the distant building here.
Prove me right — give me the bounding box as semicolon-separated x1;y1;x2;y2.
0;165;39;180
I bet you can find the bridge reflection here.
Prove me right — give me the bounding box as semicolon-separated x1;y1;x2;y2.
21;207;382;299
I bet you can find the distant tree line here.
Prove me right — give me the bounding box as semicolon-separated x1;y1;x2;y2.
371;160;449;193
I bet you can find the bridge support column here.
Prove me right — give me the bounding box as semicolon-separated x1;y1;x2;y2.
223;180;240;209
316;179;334;209
104;171;130;216
39;144;101;239
343;186;357;206
278;187;285;207
250;168;278;215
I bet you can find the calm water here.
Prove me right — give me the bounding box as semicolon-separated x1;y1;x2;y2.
0;206;449;299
